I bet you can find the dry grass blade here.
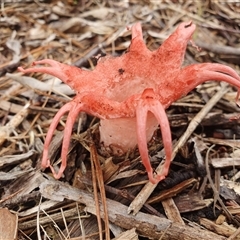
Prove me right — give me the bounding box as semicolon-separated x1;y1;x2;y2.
90;142;110;240
90;143;103;240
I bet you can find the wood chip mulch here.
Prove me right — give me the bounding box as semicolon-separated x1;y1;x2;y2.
1;1;240;239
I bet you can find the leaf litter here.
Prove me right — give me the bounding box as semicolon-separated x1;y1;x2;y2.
1;1;240;239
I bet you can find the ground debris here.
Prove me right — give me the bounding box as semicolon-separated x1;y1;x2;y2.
1;1;240;239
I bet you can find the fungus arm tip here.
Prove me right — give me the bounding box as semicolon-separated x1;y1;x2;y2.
136;90;172;184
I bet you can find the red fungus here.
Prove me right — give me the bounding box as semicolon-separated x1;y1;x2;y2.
18;21;240;183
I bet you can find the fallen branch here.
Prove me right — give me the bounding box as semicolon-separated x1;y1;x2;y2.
39;177;226;240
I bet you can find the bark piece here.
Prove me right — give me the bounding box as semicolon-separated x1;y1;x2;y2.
39;178;227;240
0;208;18;240
174;193;213;213
113;228;138;240
162;198;184;224
200;218;239;238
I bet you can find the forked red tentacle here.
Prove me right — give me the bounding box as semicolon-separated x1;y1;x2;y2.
136;89;172;184
42;102;73;169
197;63;240;81
203;71;240;88
203;71;240;101
136;102;152;180
48;101;84;179
148;99;172;179
180;64;240;100
18;60;68;81
18;59;83;89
